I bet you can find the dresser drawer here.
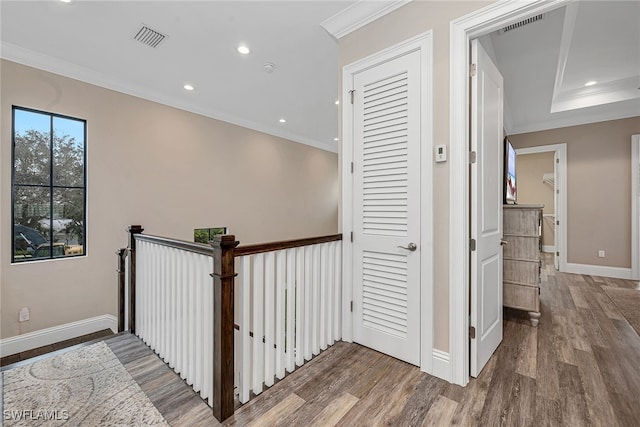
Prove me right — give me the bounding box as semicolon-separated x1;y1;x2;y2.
503;209;541;236
503;236;540;260
504;259;540;285
504;282;539;312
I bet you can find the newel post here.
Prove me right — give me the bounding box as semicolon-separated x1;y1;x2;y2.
127;225;144;334
211;234;239;422
116;248;127;333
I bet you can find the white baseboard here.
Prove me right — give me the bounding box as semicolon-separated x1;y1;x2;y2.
0;315;117;358
432;349;451;382
542;245;556;253
564;263;633;280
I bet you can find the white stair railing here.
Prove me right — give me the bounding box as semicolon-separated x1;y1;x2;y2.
135;238;215;406
234;239;342;404
121;227;342;421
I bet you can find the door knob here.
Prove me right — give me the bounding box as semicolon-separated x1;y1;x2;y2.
398;243;417;252
500;240;508;246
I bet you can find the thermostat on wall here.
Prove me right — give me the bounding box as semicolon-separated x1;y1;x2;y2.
435;145;447;162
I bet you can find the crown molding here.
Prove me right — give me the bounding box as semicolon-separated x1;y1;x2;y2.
1;42;337;153
321;0;411;39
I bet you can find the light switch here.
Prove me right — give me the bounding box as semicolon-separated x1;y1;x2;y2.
435;145;447;162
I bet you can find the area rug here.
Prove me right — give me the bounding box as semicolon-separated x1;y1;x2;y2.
2;341;168;426
602;286;640;337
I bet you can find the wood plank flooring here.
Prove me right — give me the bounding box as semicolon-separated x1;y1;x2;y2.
108;255;639;426
0;328;114;367
7;254;638;426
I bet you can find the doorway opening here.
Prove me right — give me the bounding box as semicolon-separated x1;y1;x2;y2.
449;0;572;386
514;144;568;272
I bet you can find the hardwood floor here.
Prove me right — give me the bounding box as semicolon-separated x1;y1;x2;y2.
0;328;114;367
100;255;639;426
5;255;638;426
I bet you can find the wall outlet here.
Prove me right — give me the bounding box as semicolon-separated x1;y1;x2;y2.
19;307;30;322
598;250;605;258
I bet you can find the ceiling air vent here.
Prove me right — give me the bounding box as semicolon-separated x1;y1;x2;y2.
502;14;544;33
133;24;167;48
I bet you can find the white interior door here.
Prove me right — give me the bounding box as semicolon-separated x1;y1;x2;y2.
470;39;504;377
352;50;421;366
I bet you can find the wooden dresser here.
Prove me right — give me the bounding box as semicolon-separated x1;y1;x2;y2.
503;204;543;326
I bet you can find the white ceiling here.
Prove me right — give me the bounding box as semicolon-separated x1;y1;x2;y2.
3;1;638;148
480;1;640;135
1;0;367;152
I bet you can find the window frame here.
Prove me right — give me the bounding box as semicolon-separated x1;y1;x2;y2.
11;105;87;263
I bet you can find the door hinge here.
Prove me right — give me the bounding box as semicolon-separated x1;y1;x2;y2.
349;90;355;104
351;162;354;173
556;251;560;256
470;64;477;77
556;220;559;226
469;326;476;339
556;158;560;163
469;151;477;164
350;301;353;312
469;238;476;251
556;189;559;194
350;231;354;242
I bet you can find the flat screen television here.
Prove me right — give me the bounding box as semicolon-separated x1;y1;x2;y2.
504;137;517;204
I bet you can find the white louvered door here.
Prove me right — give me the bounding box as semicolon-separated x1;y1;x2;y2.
352;50;421;366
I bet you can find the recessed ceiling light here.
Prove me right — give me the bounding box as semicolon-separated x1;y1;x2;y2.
237;45;250;55
335;100;339;105
334;137;339;141
279;118;286;123
584;80;597;87
183;84;194;91
60;0;71;3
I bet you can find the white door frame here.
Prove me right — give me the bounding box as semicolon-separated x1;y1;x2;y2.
341;31;435;373
515;144;568;272
632;135;640;280
449;0;570;386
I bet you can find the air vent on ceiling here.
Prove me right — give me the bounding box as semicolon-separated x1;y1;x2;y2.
502;14;544;33
133;24;167;48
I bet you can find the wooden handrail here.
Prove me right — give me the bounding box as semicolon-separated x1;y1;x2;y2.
133;233;342;258
134;233;213;257
234;233;342;257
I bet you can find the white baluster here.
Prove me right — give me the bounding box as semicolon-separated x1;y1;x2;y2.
188;252;196;386
320;243;327;351
264;251;275;387
275;250;286;379
311;244;320;356
203;254;212;403
252;254;264;395
176;250;184;379
238;256;251;403
304;246;312;361
295;247;305;367
285;249;296;373
326;243;335;345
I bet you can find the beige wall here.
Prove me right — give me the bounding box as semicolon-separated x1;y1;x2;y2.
510;116;640;268
339;1;493;352
516;152;555;248
1;59;339;339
